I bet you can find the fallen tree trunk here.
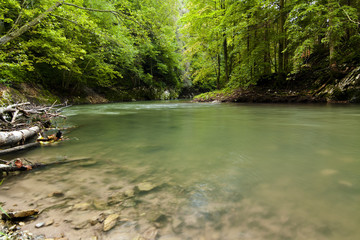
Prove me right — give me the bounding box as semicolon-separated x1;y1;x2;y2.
0;142;40;156
0;157;92;176
0;126;40;147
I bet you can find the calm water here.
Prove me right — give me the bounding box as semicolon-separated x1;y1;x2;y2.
2;101;360;239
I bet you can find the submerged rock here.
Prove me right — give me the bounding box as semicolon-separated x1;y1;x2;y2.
124;189;135;198
320;169;338;176
107;193;126;206
35;222;45;228
122;199;137;208
73;202;92;211
45;219;54;226
142;227;158;240
338;180;352;187
158;236;182;240
147;211;168;228
103;213;120;232
171;218;183;233
48;191;65;198
74;220;90;230
135;182;157;193
93;199;108;210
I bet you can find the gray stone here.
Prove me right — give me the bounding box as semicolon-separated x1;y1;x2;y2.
35;222;45;228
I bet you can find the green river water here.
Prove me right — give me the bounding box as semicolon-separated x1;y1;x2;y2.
1;101;360;239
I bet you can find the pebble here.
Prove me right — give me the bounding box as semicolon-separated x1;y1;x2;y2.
48;191;65;198
46;219;55;226
35;222;45;228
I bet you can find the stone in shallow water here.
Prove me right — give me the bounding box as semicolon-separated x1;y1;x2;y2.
135;182;157;192
35;222;45;228
48;191;65;198
103;213;120;232
320;169;338;176
46;219;54;226
142;227;158;240
93;199;108;210
122;199;136;208
171;218;183;232
73;220;89;230
124;189;135;198
2;209;39;219
73;202;91;211
338;180;352;187
158;236;182;240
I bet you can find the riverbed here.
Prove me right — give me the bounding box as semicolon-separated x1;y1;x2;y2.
1;101;360;239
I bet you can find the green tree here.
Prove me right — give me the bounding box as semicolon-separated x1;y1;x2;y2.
0;0;182;96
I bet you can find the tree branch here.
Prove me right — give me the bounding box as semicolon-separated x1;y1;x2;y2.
342;8;360;26
0;1;65;46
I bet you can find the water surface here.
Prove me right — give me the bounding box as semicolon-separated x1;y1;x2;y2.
1;102;360;239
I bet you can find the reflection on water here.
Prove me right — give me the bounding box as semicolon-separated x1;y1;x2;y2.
1;101;360;239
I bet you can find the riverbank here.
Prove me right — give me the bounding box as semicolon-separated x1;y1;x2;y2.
193;66;360;104
0;83;180;105
1;66;360;105
193;88;326;103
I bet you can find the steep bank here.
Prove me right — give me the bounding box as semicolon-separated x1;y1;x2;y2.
193;67;360;104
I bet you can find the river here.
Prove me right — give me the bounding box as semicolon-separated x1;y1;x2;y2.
1;101;360;239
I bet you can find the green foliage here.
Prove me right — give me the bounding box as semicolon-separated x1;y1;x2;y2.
181;0;360;92
0;0;182;96
1;0;359;98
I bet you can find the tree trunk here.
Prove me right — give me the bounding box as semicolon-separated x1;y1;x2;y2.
223;36;229;83
278;0;286;74
217;54;221;90
328;2;337;70
264;20;271;75
0;142;40;155
0;20;4;36
221;0;229;83
0;126;40;147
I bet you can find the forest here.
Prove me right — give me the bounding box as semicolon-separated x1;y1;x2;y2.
0;0;360;102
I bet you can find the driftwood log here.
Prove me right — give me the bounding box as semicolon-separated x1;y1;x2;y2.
0;101;69;154
0;126;40;147
0;142;40;156
0;157;92;176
